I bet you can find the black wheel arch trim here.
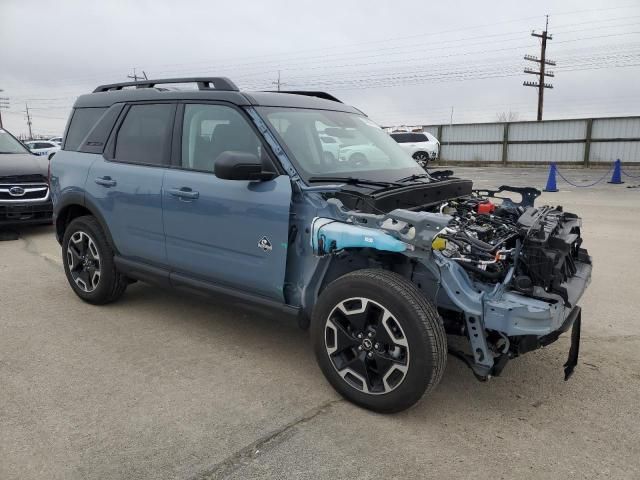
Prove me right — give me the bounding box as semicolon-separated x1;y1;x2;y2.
298;250;413;328
55;194;117;252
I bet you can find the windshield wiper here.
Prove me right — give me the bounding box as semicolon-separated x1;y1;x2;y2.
307;176;404;188
397;173;433;183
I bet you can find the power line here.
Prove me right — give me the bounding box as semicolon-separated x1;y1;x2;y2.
14;42;639;105
7;9;640;95
6;22;639;104
12;48;640;109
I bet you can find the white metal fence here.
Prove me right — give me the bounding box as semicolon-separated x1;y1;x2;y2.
421;116;640;165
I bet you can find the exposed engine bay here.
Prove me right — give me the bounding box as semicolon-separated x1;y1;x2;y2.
427;195;589;307
310;178;592;380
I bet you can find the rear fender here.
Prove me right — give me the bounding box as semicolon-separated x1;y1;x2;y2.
55;195;117;251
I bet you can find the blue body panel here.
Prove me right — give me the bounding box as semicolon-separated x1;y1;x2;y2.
50;151;95;209
162;170;292;301
310;217;407;254
86;158;167;265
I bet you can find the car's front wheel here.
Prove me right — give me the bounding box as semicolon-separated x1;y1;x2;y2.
311;269;447;413
62;216;128;305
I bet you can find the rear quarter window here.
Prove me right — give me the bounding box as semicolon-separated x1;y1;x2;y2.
64;107;108;151
114;104;174;166
391;133;428;143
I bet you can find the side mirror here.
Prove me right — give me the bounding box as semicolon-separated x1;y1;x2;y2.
214;151;276;181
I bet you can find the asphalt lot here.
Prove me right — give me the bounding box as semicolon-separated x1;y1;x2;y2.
1;166;639;480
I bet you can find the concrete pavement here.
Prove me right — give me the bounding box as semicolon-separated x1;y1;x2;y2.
1;166;639;479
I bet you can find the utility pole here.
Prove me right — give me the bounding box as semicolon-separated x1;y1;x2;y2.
127;68;143;82
0;89;8;129
272;70;287;91
24;103;33;139
524;15;555;121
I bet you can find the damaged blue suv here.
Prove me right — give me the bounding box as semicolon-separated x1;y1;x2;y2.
51;78;591;412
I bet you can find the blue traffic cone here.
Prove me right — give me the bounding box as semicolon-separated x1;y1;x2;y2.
544;163;559;192
608;159;624;184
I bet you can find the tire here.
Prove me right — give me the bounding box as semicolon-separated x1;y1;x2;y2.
412;151;429;168
311;269;447;413
62;215;127;305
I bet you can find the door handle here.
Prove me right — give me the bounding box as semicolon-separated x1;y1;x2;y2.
95;176;117;187
167;187;199;200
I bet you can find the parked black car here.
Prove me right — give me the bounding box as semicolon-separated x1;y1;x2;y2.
0;128;53;225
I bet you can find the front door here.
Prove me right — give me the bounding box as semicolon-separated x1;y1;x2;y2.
162;103;292;301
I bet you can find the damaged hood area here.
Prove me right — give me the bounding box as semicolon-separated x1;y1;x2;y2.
312;186;592;309
332;177;473;213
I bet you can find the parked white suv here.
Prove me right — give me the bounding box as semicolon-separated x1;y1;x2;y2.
390;131;439;167
24;140;60;159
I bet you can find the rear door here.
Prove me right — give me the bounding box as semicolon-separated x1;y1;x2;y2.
86;103;175;265
162;102;292;301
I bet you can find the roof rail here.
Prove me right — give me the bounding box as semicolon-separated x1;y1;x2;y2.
93;77;239;93
265;90;343;103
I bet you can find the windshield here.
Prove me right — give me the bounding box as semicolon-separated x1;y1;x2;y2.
256;107;424;182
0;129;30;154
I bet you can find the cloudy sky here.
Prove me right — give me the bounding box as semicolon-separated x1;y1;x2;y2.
1;0;639;137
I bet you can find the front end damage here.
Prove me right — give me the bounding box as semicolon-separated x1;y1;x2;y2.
310;185;592;380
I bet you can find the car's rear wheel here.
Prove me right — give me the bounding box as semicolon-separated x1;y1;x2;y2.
412;151;429;167
311;269;447;413
62;216;127;304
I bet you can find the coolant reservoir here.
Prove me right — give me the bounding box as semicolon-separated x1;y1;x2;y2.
432;237;447;251
311;218;407;255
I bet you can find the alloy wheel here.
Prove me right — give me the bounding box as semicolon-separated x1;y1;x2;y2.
67;231;101;292
324;297;410;395
413;152;429;164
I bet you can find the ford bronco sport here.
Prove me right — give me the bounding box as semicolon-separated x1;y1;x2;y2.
51;78;591;413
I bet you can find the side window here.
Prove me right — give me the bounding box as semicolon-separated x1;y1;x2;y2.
115;104;174;166
181;104;262;172
64;107;107;151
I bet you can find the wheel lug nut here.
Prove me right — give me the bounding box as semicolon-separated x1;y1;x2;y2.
367;332;373;338
357;333;363;339
358;345;363;351
374;343;380;349
367;352;373;358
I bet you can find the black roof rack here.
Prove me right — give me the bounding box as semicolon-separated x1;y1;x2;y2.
264;90;343;103
93;77;239;93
